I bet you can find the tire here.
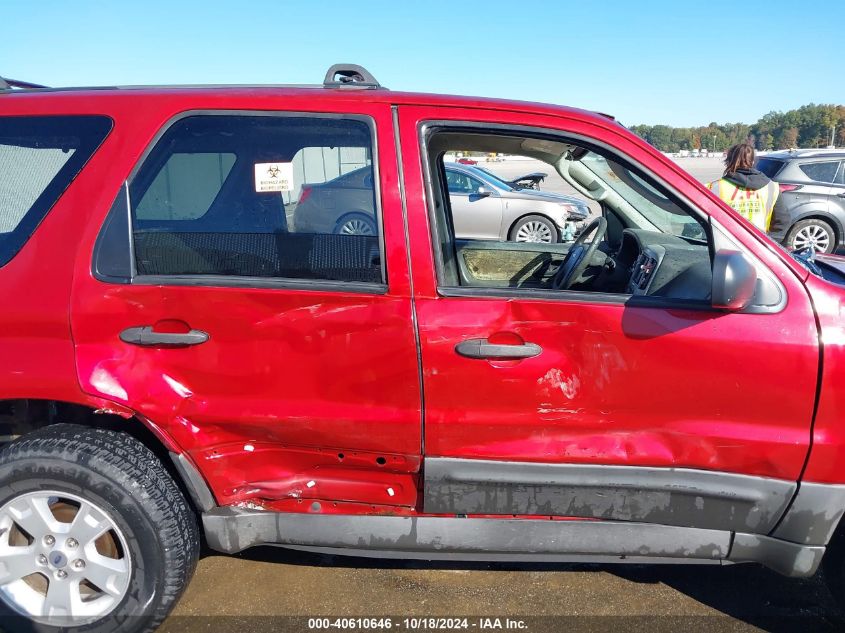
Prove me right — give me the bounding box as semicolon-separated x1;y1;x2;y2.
335;214;376;236
509;215;559;244
0;424;200;633
785;218;836;254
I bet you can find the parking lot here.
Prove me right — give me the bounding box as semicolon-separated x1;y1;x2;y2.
464;154;725;201
161;155;843;633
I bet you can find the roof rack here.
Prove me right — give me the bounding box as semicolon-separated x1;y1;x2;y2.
0;76;48;90
323;64;383;90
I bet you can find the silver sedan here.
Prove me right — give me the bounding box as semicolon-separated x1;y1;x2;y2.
294;163;589;243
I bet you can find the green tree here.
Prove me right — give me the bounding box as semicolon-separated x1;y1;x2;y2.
630;102;843;151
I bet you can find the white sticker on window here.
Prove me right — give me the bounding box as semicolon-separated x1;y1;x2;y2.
254;162;294;192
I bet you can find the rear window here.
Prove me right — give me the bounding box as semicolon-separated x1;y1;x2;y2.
0;115;112;266
755;158;784;178
799;161;840;183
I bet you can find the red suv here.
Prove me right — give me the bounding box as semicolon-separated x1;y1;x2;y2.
1;65;845;632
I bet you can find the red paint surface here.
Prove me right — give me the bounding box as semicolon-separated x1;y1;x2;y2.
0;87;840;520
799;274;845;483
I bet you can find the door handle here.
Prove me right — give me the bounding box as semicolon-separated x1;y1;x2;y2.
455;338;542;360
119;326;209;347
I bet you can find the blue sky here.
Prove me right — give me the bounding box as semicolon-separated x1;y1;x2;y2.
2;0;841;127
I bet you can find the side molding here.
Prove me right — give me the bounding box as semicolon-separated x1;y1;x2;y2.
201;508;823;577
424;458;795;534
203;507;730;559
772;482;845;546
730;533;824;577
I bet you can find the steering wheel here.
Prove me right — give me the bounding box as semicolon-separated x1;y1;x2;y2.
553;217;609;290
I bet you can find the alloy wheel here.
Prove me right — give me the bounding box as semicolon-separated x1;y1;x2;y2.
515;220;553;243
792;224;832;252
339;218;375;236
0;490;131;624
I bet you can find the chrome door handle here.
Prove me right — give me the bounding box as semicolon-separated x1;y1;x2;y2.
119;326;209;347
455;338;542;360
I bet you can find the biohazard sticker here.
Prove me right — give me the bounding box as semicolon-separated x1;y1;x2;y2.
254;162;294;192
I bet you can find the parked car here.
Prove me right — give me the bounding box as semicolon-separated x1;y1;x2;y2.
3;65;845;633
456;157;477;165
475;166;547;190
756;149;845;253
295;162;589;243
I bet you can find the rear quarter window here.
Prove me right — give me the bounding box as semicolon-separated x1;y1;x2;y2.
799;161;840;183
0;115;112;266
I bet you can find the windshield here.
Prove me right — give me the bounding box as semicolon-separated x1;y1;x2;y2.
578;152;707;241
472;166;515;191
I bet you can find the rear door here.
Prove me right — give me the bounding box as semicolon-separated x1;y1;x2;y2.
71;100;422;512
398;105;819;535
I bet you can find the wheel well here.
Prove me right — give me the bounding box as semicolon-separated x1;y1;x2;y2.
0;399;206;516
507;212;560;240
790;214;842;244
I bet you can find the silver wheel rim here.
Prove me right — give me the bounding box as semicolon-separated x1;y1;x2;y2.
792;224;832;252
339;218;375;236
515;220;553;243
0;491;131;625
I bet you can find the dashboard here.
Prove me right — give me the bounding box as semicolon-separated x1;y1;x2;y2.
617;229;712;300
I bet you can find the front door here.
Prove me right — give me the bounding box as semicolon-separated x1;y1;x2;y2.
71;102;422;512
398;105;819;535
446;169;504;240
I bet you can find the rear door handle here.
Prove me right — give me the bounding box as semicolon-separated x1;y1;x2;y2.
455;338;542;360
119;326;209;347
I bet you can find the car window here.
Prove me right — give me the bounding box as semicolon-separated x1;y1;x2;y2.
128;114;383;285
446;170;483;194
755;158;784;179
424;128;709;301
0;115;112;268
799;161;840;183
135;153;236;220
836;162;845;185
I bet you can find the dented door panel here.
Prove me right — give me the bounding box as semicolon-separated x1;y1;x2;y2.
414;296;817;481
71;99;423;512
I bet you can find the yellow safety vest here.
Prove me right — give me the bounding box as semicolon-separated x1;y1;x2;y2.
707;178;779;231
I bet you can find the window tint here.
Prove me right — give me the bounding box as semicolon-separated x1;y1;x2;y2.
799;161;839;183
135;153;235;220
0;116;112;267
755;158;784;178
129;114;383;285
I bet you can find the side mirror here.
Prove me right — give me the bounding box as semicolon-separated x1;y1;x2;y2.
474;186;492;198
712;249;757;311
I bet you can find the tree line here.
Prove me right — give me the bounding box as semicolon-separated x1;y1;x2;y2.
629;104;845;153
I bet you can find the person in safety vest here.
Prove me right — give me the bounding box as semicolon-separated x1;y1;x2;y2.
706;143;779;232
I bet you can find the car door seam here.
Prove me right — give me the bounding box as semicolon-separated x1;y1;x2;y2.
392;105;426;457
